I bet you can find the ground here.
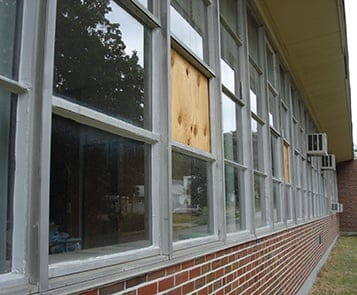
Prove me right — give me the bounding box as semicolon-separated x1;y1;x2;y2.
310;236;357;295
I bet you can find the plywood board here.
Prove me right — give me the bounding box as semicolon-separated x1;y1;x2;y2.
283;143;290;183
171;48;211;152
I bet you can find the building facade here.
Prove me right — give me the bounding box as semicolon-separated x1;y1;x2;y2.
337;160;357;234
0;0;352;294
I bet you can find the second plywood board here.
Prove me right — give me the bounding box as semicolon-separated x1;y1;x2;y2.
171;49;211;152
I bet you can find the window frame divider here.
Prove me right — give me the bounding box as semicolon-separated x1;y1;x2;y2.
52;96;160;144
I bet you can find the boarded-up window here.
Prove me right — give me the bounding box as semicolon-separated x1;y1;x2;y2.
171;48;211;152
283;143;290;183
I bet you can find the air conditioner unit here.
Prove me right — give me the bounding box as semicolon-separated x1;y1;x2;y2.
321;154;336;170
337;203;343;213
331;202;339;212
307;133;328;156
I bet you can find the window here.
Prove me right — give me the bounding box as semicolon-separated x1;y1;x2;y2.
51;0;156;263
247;13;259;64
171;0;208;61
0;90;16;274
221;25;240;97
269;90;278;129
53;0;151;129
266;44;275;86
220;0;240;34
222;93;239;162
273;182;282;223
50;116;150;260
281;104;290;140
222;94;245;232
172;152;211;241
254;174;266;227
250;63;262;117
271;133;279;178
251;119;266;227
279;66;287;104
220;0;245;234
0;0;21;275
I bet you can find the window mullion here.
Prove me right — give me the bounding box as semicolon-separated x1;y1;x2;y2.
27;0;57;291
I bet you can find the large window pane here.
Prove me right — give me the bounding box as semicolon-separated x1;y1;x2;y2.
172;152;210;241
222;93;238;162
271;133;279;178
171;0;208;61
220;0;239;33
50;115;150;263
225;165;243;232
254;174;266;227
269;90;278;129
285;186;293;220
220;25;239;96
0;0;20;79
266;46;275;85
250;64;262;116
273;182;281;223
54;0;150;129
251;118;263;171
247;13;259;62
0;89;15;274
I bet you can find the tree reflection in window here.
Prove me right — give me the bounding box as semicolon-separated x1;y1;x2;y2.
53;0;150;128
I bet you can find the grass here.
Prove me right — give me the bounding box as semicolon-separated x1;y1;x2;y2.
310;236;357;295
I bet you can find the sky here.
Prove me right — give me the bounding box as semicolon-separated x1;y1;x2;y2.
345;0;357;146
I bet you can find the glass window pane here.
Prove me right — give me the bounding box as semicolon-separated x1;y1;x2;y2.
54;0;150;129
170;1;207;61
0;0;20;79
222;93;238;162
285;186;293;220
250;64;261;116
273;182;281;223
266;47;274;85
247;13;259;62
0;89;15;274
220;25;239;96
220;0;239;33
50;115;150;263
225;165;244;232
269;91;277;128
271;134;279;178
279;67;286;102
221;59;235;94
281;105;290;140
254;174;266;227
251;118;263;171
172;152;210;241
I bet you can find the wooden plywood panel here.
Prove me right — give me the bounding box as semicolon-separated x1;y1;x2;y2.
171;49;211;152
283;143;290;183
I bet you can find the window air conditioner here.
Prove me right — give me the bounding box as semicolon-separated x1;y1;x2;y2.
307;133;328;156
331;202;339;212
337;203;343;213
321;154;336;170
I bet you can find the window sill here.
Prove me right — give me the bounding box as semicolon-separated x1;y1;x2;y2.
0;273;34;294
49;245;161;278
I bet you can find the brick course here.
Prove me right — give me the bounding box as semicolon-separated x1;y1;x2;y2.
337;159;357;233
76;215;338;295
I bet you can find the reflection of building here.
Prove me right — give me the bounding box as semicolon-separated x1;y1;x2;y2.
0;0;353;294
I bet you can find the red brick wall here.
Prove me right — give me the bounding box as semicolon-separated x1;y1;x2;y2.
78;215;338;295
337;159;357;233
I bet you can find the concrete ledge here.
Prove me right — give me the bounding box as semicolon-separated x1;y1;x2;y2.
340;232;357;236
297;234;339;295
